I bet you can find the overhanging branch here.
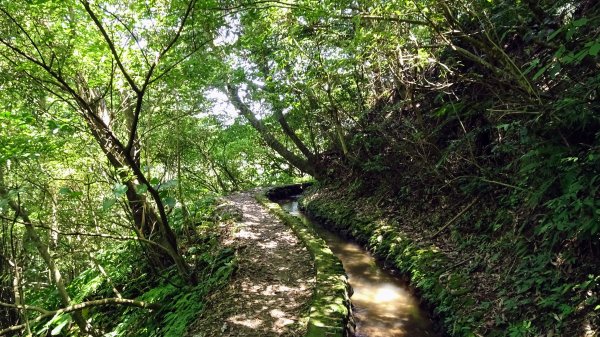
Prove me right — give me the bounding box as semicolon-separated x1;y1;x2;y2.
125;0;197;154
80;0;140;94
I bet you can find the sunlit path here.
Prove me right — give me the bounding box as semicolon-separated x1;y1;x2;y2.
187;192;315;337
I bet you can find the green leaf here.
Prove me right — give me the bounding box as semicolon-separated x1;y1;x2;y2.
572;18;588;27
547;28;562;41
589;43;600;56
59;187;83;198
50;320;68;335
434;105;448;117
102;198;116;211
113;183;128;198
522;58;539;75
159;179;178;190
532;63;550;80
0;199;8;212
135;184;148;194
58;187;73;195
50;315;71;335
164;197;176;208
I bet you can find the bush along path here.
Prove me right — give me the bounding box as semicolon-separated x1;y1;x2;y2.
186;191;324;337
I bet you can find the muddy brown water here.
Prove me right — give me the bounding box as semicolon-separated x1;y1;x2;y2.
278;198;438;337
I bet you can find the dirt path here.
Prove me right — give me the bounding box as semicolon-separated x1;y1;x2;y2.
187;192;315;337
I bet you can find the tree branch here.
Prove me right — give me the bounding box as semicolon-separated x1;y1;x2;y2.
148;38;212;86
226;84;315;176
335;14;429;25
158;0;197;60
80;0;140;93
0;302;49;315
430;197;479;239
0;6;46;65
126;0;197;154
206;0;299;12
100;5;151;66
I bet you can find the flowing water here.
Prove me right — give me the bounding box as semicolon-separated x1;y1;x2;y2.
278;198;438;337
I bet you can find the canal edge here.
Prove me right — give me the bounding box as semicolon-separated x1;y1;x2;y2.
255;187;355;337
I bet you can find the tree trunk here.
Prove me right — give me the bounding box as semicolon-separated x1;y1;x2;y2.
272;106;316;162
255;53;318;165
226;84;319;178
10;262;25;333
76;83;192;284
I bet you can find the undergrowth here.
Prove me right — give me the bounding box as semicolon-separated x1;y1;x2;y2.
21;197;236;337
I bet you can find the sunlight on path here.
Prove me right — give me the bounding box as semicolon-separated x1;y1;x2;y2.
187;192;315;337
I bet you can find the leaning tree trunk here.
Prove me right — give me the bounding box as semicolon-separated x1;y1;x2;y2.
226;84;321;178
76;85;192;284
91;123;191;282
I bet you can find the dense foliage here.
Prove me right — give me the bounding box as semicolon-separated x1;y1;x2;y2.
0;0;598;336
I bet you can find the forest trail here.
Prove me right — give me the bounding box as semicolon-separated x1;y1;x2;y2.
186;192;315;337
